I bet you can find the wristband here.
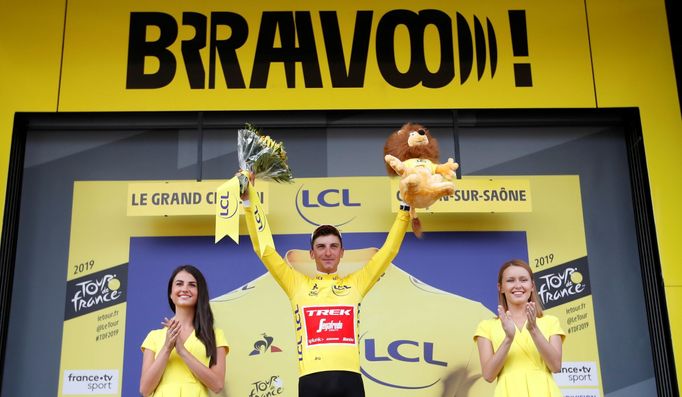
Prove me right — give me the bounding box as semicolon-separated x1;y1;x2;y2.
242;199;251;208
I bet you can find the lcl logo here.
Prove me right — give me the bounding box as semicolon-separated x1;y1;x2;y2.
217;191;238;219
361;338;447;389
365;338;447;366
300;188;360;208
295;185;360;227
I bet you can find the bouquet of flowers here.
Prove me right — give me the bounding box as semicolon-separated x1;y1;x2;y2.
237;123;294;193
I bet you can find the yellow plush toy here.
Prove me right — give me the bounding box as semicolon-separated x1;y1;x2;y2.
384;122;459;236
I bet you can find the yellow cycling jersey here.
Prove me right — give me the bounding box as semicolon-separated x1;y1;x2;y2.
244;205;410;376
402;158;437;172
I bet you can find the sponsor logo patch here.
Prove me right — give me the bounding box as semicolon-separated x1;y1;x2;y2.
303;305;356;346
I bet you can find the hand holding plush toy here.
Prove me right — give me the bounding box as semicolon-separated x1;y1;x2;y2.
384;123;459;237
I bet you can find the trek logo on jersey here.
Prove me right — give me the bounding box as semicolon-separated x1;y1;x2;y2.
295;184;360;227
303;305;356;346
249;333;283;356
534;257;591;309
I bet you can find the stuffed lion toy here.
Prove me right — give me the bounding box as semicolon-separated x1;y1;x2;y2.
384;122;459;236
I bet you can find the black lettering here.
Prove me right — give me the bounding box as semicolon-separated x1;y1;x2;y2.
320;11;372;87
456;13;473;84
250;12;322;88
419;10;454;88
487;18;498;77
182;12;207;89
376;10;421;88
209;12;248;88
474;16;486;80
126;12;178;89
124;8;505;90
376;10;454;89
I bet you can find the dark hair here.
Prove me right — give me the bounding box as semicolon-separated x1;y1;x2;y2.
310;224;343;249
497;259;544;317
167;265;218;366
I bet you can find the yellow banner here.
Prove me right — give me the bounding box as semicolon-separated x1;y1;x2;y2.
127;180;220;216
390;177;531;213
126;180;268;216
127;177;530;224
59;1;595;111
214;177;241;244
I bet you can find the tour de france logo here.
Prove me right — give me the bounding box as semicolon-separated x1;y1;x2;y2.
248;375;284;397
64;264;128;320
534;257;591;310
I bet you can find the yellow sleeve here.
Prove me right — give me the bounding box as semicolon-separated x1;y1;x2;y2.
542;315;566;341
214;328;229;353
473;318;493;342
140;329;162;353
244;205;304;297
353;210;410;296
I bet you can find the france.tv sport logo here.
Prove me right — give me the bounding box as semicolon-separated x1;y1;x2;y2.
553;362;599;387
63;370;118;395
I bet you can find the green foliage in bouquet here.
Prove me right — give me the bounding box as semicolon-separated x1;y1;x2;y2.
237;124;294;192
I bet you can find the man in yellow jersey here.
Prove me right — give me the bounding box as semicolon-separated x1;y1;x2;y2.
240;173;411;397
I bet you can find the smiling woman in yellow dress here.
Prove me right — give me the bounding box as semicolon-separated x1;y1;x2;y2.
139;265;229;397
474;259;565;397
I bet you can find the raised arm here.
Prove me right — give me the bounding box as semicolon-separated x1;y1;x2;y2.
354;207;410;296
242;187;304;297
